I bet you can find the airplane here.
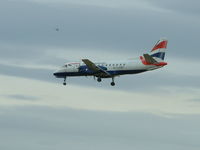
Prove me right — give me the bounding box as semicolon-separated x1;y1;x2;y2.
53;38;168;86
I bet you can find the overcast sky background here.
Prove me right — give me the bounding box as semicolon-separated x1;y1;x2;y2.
0;0;200;149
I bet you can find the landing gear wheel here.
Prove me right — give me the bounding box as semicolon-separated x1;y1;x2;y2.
97;77;102;82
63;82;66;86
111;82;115;86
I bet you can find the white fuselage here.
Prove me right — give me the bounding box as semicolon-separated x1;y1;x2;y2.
53;57;161;78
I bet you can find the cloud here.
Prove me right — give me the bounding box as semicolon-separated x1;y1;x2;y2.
0;74;200;115
149;0;200;16
0;105;200;150
188;99;200;103
1;59;200;95
2;94;39;101
166;58;200;77
0;63;53;83
1;0;200;62
10;0;169;11
0;0;199;110
10;0;200;17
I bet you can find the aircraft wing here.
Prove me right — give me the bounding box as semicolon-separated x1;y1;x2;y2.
82;59;111;76
143;54;158;64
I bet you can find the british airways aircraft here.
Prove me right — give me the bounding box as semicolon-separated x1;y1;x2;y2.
54;38;168;86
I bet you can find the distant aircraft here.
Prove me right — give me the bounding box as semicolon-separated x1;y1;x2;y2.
54;38;168;86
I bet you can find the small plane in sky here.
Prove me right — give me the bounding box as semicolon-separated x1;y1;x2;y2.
54;38;168;86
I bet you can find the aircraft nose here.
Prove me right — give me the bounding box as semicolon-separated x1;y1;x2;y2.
53;70;61;77
53;68;66;78
53;71;58;76
53;72;57;76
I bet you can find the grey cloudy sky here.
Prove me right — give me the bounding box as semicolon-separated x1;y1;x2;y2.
0;0;200;149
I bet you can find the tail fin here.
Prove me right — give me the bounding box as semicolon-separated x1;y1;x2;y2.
150;38;168;61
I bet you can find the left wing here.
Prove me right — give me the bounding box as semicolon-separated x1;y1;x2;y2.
82;59;111;77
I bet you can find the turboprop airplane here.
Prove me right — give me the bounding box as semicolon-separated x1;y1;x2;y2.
54;38;168;86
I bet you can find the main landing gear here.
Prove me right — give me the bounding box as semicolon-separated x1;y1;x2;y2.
63;77;67;86
96;76;115;86
97;77;102;82
111;77;115;86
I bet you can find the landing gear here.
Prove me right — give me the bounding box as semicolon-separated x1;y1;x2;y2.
110;77;115;86
63;77;67;86
97;77;102;82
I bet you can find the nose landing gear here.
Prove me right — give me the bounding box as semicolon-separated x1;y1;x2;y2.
63;77;67;86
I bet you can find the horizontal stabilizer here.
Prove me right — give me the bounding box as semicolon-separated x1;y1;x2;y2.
143;54;158;64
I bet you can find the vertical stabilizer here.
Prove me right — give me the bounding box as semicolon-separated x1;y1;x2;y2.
150;38;168;61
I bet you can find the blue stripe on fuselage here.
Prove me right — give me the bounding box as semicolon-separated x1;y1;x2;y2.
53;69;147;78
